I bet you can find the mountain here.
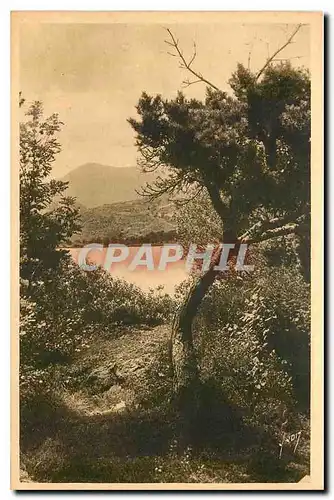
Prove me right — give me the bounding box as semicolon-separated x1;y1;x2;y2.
62;163;157;208
60;163;177;246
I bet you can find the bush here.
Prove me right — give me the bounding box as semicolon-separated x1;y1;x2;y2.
20;257;175;405
193;259;310;408
199;323;295;436
171;257;310;449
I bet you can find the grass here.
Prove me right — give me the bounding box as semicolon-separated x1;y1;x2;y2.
20;324;310;484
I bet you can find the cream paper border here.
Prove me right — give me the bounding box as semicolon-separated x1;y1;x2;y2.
10;10;324;491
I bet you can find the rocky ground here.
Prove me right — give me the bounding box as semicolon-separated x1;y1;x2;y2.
64;324;170;417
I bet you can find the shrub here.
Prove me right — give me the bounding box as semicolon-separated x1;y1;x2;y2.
20;258;175;406
171;256;310;448
193;258;310;407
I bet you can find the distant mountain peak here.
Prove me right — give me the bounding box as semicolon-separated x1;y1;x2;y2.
61;163;156;208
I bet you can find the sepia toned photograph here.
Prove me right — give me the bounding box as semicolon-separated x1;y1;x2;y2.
11;11;323;490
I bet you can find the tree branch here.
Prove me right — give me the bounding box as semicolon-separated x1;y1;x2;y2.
174;185;204;207
253;221;308;244
239;214;308;244
165;28;222;92
255;24;302;81
239;216;288;242
136;170;197;202
182;78;203;88
271;55;305;62
203;181;234;234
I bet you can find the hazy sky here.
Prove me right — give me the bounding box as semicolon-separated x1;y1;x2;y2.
19;21;310;178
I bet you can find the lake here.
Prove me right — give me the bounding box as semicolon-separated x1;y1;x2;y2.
68;246;188;296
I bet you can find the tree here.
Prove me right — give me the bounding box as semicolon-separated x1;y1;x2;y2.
19;98;84;399
19;98;81;291
129;26;310;420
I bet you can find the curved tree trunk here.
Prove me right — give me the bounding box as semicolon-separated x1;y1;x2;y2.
170;237;239;437
170;265;219;444
171;266;218;393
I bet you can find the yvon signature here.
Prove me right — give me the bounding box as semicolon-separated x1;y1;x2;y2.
279;431;302;459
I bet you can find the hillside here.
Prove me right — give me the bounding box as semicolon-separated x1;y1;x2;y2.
21;324;310;483
59;163;176;245
71;196;177;246
62;163;157;208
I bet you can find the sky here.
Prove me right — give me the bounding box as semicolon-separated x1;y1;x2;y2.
19;21;310;178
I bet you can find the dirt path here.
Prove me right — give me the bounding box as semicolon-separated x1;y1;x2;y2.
22;323;310;484
63;324;171;416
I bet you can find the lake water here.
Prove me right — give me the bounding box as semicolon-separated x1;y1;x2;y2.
68;246;188;296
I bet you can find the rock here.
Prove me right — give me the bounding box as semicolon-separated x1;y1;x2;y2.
94;400;127;416
86;362;124;393
114;401;126;412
